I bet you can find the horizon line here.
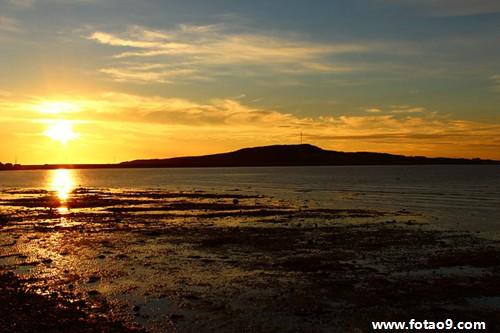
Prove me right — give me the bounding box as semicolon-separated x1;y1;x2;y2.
1;144;498;170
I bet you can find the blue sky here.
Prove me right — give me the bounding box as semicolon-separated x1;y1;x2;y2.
0;0;499;163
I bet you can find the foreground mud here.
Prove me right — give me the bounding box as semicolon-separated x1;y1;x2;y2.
0;188;499;332
0;272;144;333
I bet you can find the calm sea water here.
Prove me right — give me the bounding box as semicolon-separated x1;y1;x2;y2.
0;165;499;233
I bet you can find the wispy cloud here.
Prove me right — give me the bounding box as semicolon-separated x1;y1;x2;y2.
391;106;426;114
89;25;365;61
363;106;426;114
87;23;496;86
364;108;382;113
99;66;199;84
88;24;368;83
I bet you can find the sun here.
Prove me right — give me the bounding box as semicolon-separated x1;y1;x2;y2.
44;121;78;144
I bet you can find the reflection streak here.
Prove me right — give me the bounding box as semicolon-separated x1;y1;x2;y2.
48;169;77;213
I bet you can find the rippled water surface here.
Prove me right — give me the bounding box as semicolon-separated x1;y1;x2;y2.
0;165;499;232
1;165;499;332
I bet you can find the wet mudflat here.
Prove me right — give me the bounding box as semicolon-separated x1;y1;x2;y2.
0;188;499;332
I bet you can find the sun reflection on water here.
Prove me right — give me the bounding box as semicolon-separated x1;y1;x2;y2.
48;169;77;213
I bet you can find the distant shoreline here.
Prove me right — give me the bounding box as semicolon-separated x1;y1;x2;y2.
2;163;499;172
1;144;498;171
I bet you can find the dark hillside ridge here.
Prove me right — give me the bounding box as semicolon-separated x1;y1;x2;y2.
119;144;498;168
1;144;497;171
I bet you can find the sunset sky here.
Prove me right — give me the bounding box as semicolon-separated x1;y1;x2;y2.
1;0;499;164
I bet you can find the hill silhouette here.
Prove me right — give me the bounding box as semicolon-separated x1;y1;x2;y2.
1;144;497;171
119;144;498;168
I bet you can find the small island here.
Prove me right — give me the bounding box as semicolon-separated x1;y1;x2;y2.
1;144;498;171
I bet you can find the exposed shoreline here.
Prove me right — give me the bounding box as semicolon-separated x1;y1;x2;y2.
1;188;499;332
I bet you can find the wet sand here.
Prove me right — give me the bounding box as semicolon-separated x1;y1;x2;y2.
0;188;499;332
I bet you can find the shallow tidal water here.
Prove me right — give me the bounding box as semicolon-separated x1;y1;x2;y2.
1;165;499;233
0;166;499;332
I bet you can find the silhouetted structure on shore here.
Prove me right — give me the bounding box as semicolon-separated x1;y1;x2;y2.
0;163;21;171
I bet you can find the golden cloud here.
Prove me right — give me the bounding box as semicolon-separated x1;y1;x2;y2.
1;92;499;162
